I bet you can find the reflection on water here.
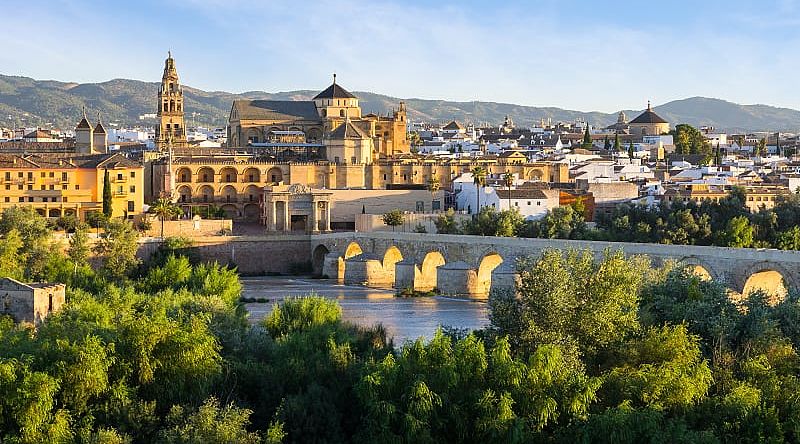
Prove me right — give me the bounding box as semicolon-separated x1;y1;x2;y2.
242;277;489;344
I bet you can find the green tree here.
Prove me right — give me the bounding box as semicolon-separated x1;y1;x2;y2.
93;219;140;278
604;135;611;151
471;166;488;214
102;169;113;218
434;209;461;234
503;171;514;209
150;197;183;238
523;204;587;239
67;225;90;267
613;133;621;151
628;141;635;159
582;125;592;148
716;215;754;248
160;398;261;444
382;209;404;232
672;124;712;162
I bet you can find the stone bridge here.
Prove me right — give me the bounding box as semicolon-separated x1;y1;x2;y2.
310;232;800;299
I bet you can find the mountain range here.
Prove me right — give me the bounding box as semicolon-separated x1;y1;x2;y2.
1;74;798;133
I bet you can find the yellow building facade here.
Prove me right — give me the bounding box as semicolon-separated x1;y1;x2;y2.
0;153;144;220
152;156;568;220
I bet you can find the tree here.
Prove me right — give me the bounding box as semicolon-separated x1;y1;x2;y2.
160;398;261;444
716;215;754;248
150;197;183;238
102;169;113;218
582;125;592;148
93;219;140;278
672;124;712;162
434;209;461;234
382;209;404;232
604;135;611;151
614;133;621;151
503;171;514;210
427;177;441;208
523;204;587;239
67;226;90;267
628;141;635;159
470;166;488;215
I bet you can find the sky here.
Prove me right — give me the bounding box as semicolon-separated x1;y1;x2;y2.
2;0;800;112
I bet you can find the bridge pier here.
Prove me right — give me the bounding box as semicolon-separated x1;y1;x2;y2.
437;261;486;299
322;253;344;281
491;262;519;296
394;260;418;291
343;254;382;286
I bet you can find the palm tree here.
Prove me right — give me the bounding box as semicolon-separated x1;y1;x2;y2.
427;177;441;211
470;166;487;216
150;196;182;238
503;171;514;210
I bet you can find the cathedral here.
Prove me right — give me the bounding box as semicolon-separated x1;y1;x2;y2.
227;74;410;162
155;52;188;149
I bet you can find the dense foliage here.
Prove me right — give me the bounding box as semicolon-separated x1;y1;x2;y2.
3;208;800;442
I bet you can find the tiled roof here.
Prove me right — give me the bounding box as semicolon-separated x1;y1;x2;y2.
330;120;370;140
313;83;356;100
443;121;465;130
630;109;668;124
0;152;140;169
496;189;549;200
232;100;320;121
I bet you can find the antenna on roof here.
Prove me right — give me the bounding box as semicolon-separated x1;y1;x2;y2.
333;73;336;86
647;100;651;111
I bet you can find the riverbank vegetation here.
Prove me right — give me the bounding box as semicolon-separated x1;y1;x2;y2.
437;187;800;250
2;208;800;442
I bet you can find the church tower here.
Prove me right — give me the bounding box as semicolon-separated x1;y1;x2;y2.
155;51;187;150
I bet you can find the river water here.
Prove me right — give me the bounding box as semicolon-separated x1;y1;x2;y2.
242;277;489;344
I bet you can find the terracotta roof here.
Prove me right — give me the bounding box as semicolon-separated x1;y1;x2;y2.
231;100;320;121
0;152;140;169
630;109;668;124
313;83;356;100
76;117;92;130
24;130;54;139
443;121;465;130
496;189;549;200
330;120;370;140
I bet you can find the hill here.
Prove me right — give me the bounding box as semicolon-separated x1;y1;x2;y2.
1;74;798;133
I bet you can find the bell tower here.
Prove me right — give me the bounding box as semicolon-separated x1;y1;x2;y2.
155;51;187;150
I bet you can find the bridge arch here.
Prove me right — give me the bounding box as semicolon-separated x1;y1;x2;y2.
476;252;504;296
417;250;446;291
312;244;330;276
344;242;363;259
679;257;717;281
741;262;791;302
382;246;404;276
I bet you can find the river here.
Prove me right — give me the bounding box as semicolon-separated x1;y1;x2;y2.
242;277;489;344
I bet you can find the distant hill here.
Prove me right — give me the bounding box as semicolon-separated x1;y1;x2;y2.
1;74;798;133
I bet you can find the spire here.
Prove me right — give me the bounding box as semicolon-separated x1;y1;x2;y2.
647;100;651;111
333;73;336;87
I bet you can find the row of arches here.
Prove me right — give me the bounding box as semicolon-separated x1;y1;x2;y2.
176;184;262;204
176;167;284;184
312;242;508;298
314;245;795;302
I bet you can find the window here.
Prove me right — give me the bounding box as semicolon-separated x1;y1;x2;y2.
75;184;80;190
17;185;22;190
537;201;541;206
40;185;45;190
130;171;135;178
4;172;9;180
18;197;23;202
129;185;136;193
127;201;134;212
27;197;33;202
351;156;356;165
62;172;67;181
27;185;32;190
17;172;22;178
432;201;441;211
416;201;425;212
40;172;45;178
62;184;67;190
117;173;123;181
28;172;33;180
42;197;47;203
527;201;531;205
49;185;54;190
63;197;67;203
383;174;387;180
48;295;53;312
48;172;54;178
117;186;123;194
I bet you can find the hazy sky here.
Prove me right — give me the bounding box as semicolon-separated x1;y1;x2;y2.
3;0;800;112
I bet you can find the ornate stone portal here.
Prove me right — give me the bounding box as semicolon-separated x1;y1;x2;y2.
261;184;332;233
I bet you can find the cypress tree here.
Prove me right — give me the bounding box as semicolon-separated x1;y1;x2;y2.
628;141;635;159
582;125;592;148
613;133;621;151
102;169;113;218
603;135;611;150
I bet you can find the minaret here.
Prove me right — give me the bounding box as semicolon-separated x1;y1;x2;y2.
155;51;187;150
93;113;107;153
75;106;94;153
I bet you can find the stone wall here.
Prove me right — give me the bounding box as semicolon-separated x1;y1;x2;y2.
143;218;233;237
137;235;312;275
